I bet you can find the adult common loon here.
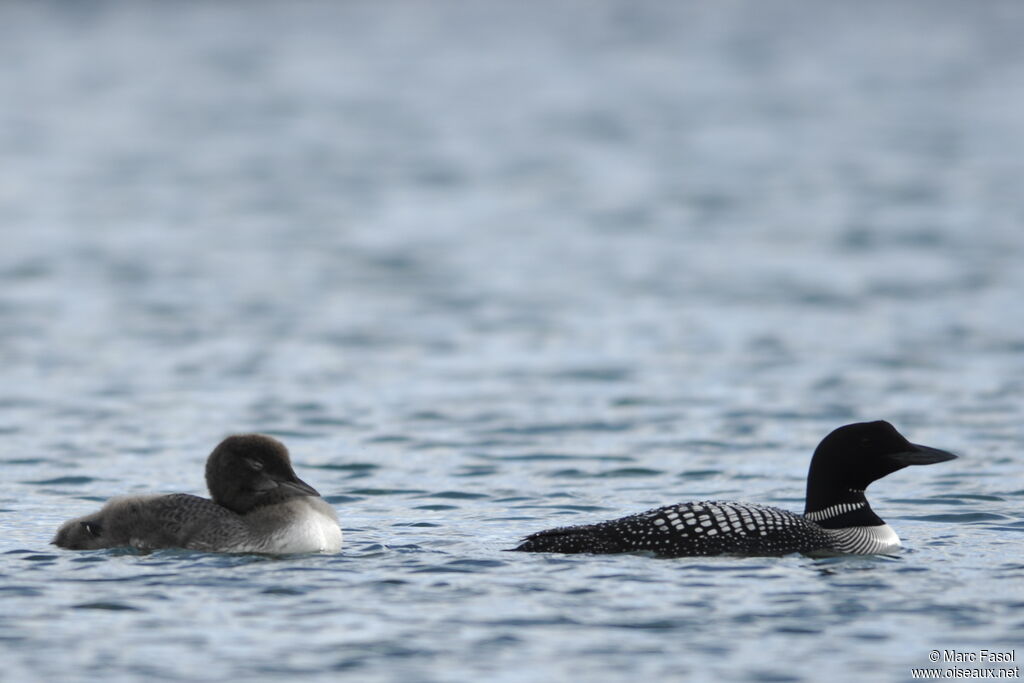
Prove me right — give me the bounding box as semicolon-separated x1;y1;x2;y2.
511;421;956;557
52;434;342;554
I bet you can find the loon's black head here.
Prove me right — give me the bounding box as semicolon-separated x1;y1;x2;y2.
205;434;320;514
804;421;957;519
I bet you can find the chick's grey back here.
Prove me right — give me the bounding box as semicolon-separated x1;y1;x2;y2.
53;494;253;552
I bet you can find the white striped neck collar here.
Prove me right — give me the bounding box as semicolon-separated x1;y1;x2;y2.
804;489;885;528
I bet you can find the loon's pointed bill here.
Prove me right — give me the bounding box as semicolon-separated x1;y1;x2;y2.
278;477;320;497
511;420;958;558
892;444;958;466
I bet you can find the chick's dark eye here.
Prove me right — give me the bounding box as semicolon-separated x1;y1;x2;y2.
81;521;102;538
244;458;264;472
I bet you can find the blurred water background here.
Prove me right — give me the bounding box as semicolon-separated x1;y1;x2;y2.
1;1;1023;681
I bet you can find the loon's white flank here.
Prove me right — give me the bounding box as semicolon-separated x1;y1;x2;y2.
827;523;901;555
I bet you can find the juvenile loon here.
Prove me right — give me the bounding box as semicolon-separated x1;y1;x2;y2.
511;421;956;557
52;434;342;554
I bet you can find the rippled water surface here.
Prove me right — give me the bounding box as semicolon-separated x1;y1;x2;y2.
2;1;1023;681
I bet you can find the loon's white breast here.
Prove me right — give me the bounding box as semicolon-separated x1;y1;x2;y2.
245;497;343;554
829;523;901;555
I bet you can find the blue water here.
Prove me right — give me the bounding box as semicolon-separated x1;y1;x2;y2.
2;1;1023;681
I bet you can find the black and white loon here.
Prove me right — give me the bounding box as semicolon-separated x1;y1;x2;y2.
512;421;956;557
52;434;342;554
